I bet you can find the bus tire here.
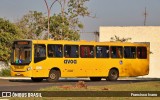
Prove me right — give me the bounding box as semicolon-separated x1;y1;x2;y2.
90;77;102;81
31;77;43;82
108;69;119;81
47;70;60;82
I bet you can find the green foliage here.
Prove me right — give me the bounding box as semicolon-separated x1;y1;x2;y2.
68;0;90;17
43;0;90;40
67;0;89;31
16;11;46;39
0;18;23;61
0;68;11;76
48;14;80;40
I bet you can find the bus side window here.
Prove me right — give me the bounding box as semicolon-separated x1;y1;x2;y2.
34;44;46;58
64;45;79;58
55;45;62;57
137;47;147;59
48;45;55;57
47;44;63;58
80;45;94;58
96;46;109;58
124;47;136;59
111;46;123;58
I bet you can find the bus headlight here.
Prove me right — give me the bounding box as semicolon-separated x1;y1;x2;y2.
26;67;32;71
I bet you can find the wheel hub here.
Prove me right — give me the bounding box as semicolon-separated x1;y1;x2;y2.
50;73;56;79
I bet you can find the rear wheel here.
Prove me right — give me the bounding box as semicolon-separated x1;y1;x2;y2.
90;77;102;81
47;70;60;82
31;77;43;82
108;69;119;81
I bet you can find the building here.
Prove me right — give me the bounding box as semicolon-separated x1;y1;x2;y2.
99;26;160;78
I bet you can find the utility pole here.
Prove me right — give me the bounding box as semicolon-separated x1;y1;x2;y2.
94;31;99;42
144;7;148;26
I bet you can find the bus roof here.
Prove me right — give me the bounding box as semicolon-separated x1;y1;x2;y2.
15;39;149;47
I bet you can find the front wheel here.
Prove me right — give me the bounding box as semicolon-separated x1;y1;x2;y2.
47;70;60;82
108;69;119;81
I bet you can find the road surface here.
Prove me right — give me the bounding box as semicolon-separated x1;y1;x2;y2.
0;78;159;91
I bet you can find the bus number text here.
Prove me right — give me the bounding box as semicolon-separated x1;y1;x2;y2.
64;60;77;64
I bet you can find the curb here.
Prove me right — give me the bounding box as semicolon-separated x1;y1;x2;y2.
0;77;30;80
0;77;137;80
0;77;159;80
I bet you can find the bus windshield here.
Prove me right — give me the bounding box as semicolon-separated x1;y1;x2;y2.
11;41;32;65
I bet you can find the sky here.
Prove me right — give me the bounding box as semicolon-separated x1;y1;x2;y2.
0;0;160;40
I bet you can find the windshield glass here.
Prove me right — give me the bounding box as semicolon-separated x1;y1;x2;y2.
11;41;32;65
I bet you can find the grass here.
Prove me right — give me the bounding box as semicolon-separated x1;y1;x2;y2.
0;68;10;76
38;81;160;100
39;81;160;91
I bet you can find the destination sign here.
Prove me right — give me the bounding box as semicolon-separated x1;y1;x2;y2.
17;41;30;45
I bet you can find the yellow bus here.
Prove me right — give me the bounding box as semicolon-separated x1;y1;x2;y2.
10;39;149;82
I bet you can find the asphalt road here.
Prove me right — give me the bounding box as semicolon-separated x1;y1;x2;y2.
0;78;160;91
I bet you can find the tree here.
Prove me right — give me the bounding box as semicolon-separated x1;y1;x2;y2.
48;14;80;40
44;0;58;39
44;0;90;40
0;18;23;62
16;11;46;39
16;0;90;40
59;0;90;31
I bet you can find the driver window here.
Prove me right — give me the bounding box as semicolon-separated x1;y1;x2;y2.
34;44;46;63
